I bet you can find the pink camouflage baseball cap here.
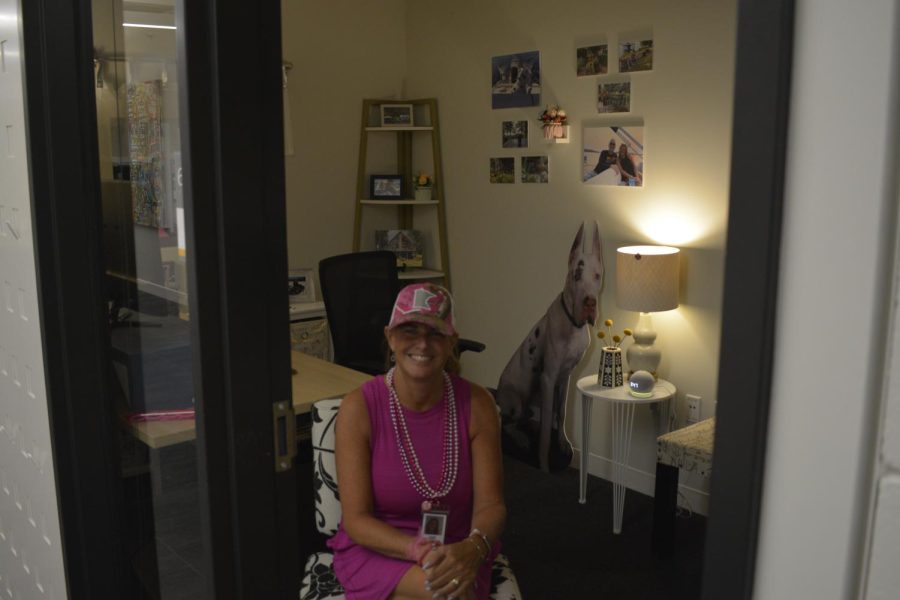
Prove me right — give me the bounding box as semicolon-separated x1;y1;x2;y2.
388;283;457;336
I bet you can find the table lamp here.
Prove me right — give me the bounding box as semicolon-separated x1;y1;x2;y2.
616;245;680;378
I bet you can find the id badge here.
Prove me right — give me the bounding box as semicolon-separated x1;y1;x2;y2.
419;501;449;544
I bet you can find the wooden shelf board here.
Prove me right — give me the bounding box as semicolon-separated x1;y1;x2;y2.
365;126;433;132
360;199;439;205
398;269;445;280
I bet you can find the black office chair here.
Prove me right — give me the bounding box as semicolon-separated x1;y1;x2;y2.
318;251;485;376
319;251;399;375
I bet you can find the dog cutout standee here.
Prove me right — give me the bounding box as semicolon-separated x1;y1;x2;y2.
496;221;604;472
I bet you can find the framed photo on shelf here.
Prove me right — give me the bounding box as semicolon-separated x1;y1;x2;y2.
370;174;404;199
375;229;424;268
380;104;414;127
288;268;316;303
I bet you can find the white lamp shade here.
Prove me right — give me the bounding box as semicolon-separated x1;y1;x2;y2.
616;246;680;312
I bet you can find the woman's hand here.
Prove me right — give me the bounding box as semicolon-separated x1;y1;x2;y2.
422;539;483;599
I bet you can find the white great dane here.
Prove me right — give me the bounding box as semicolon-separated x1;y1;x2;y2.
496;222;604;472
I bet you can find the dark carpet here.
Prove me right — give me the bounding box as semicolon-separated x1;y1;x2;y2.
501;456;706;599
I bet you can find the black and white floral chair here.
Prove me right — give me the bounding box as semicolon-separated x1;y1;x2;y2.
300;398;523;600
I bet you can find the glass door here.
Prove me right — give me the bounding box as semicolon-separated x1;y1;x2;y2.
84;0;298;596
92;1;206;597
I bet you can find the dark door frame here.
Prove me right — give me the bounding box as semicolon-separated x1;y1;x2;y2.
701;0;795;597
22;0;296;597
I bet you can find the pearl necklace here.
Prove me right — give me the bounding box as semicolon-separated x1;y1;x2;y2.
386;367;459;501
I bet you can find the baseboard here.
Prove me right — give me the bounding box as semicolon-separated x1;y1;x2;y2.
573;449;710;516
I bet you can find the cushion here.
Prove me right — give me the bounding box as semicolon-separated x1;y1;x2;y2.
312;398;342;536
299;552;344;600
299;551;522;600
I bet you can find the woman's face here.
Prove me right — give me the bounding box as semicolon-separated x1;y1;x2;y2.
619;144;628;157
385;322;454;381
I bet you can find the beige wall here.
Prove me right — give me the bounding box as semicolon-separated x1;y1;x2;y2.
281;0;408;271
284;0;737;510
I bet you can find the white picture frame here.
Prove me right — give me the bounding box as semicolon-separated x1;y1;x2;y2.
288;268;316;303
380;104;414;127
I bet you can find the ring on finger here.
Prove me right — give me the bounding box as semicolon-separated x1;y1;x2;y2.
450;577;460;587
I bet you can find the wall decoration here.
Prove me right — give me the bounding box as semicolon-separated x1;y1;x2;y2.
128;80;164;227
582;125;644;186
380;104;414;127
375;229;424;268
490;158;515;183
619;39;653;73
288;268;316;303
496;221;605;472
369;174;404;199
537;105;568;140
521;156;549;183
597;82;631;113
491;51;541;109
576;44;608;76
502;121;529;148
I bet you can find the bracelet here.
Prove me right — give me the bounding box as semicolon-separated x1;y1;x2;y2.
469;528;491;557
465;536;487;563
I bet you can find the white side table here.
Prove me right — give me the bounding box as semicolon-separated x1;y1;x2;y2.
576;375;676;534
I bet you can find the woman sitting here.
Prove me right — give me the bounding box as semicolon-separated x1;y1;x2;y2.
328;283;506;600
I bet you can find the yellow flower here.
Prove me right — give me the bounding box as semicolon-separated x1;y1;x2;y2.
623;328;633;336
597;331;606;339
613;335;621;343
604;319;613;327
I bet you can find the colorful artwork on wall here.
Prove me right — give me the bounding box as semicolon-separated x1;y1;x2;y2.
491;51;541;109
502;121;529;148
597;82;631;113
490;158;515;183
521;156;549;183
576;44;608;76
128;81;164;227
582;125;644;186
618;39;653;73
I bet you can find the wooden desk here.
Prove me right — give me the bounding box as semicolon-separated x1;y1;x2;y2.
129;351;372;449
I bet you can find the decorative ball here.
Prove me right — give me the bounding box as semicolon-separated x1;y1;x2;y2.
628;370;655;398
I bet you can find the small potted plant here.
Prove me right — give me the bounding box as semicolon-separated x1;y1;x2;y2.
413;172;433;201
538;104;568;140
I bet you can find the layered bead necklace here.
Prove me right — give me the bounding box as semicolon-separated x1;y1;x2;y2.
386;367;459;501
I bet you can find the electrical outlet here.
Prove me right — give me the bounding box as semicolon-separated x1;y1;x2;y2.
686;394;701;424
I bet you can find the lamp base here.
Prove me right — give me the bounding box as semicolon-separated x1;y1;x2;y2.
626;312;661;378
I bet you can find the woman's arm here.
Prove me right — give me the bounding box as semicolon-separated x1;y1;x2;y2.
423;384;507;596
334;387;420;561
467;383;507;544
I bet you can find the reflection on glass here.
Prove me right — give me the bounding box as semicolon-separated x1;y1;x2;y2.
93;0;206;597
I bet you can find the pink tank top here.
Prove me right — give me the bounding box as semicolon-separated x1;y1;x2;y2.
330;373;474;546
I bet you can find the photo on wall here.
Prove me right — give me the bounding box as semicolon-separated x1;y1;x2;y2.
597;82;631;113
502;121;529;148
521;156;549;183
491;51;541;109
619;39;653;73
490;158;515;183
583;125;644;186
576;44;608;76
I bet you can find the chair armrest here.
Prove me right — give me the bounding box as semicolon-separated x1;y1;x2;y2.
457;338;486;354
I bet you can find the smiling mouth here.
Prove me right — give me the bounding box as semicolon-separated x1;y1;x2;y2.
408;353;433;362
